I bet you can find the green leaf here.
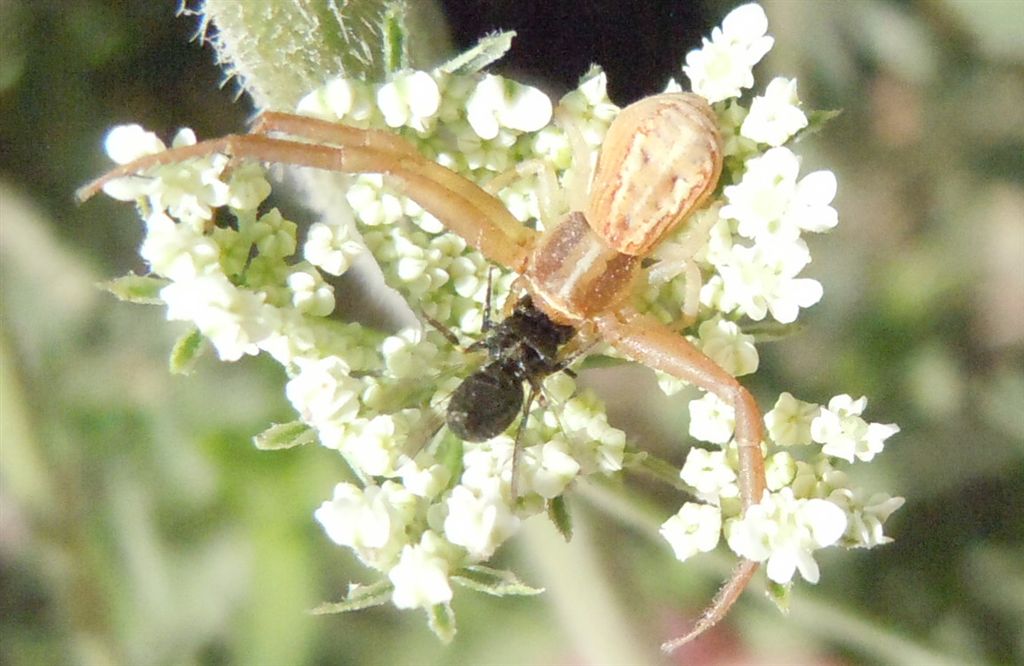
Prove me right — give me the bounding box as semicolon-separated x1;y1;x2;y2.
547;495;573;542
382;1;409;74
426;603;456;644
738;319;807;343
168;327;205;376
439;30;515;75
767;580;792;614
253;421;319;451
452;565;544;597
792;109;842;143
310;580;393;614
435;432;464;491
622;448;690;492
576;354;627;370
99;273;168;304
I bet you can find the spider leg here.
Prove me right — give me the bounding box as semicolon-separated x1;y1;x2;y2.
509;385;539;500
595;307;765;507
646;204;719;331
660;560;759;652
422;314;464;348
481;158;566;231
251;112;536;254
481;266;496;333
78;128;537;271
593;306;766;648
251;111;421;158
678;262;703;330
554;107;595;213
404;409;447;460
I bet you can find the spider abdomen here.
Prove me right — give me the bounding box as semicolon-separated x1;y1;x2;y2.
585;92;723;256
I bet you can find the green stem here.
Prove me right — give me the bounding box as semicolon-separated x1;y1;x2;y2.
622;446;692;493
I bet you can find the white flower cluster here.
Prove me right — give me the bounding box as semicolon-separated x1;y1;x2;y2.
306;362;624;603
656;3;902;590
297;66;632;614
97;61;627;622
100;125;371;365
683;3;774;104
92;1;902;636
646;3;833;332
664;390;902;585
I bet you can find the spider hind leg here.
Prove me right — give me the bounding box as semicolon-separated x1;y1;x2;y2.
594;307;768;648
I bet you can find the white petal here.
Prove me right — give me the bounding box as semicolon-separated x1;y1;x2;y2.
104;124;165;164
499;84;553;132
722;4;769;43
325;78;355;117
797;170;838;206
802;499;848;547
766;549;798;584
794;549;821;584
791;277;824;307
404;71;441;119
376;82;408;128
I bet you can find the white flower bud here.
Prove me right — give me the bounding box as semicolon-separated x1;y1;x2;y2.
104;124;166;164
304;222;363;276
377;71;441;131
466;75;552;140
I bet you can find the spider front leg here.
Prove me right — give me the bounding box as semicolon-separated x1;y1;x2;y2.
250;111;423;158
646;205;720;332
593;306;766;649
250;112;537;256
77;120;538;271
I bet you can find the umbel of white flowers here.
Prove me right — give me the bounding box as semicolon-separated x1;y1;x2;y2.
95;2;901;642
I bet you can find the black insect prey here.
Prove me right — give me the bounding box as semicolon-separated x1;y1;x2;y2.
445;295;576;443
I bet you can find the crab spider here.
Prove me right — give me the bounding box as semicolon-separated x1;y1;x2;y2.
78;92;767;647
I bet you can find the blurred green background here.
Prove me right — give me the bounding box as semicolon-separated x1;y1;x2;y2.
1;1;1021;664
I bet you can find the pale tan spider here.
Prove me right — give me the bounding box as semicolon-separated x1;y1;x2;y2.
79;91;767;648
